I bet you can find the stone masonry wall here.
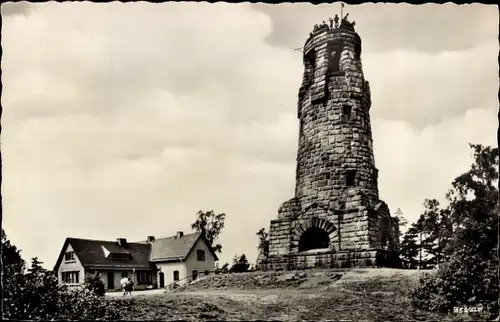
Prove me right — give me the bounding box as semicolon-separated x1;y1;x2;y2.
262;19;401;270
295;25;379;209
268;218;292;258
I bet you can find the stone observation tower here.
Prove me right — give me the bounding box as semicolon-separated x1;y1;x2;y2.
261;14;400;270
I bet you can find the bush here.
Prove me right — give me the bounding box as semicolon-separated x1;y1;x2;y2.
229;254;250;273
409;248;499;319
2;258;120;320
57;288;121;320
84;272;106;296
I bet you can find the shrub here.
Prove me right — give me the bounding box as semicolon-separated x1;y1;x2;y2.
2;231;120;320
84;272;106;296
2;258;120;320
57;288;121;320
230;254;250;273
409;248;499;319
3;257;61;320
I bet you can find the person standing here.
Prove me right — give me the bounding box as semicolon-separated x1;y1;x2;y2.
126;277;134;296
120;275;129;296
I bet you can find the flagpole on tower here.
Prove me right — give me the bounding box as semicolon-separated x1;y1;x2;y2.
341;2;344;19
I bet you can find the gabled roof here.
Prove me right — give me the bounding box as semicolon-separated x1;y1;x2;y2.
150;232;219;262
54;238;151;272
54;232;219;272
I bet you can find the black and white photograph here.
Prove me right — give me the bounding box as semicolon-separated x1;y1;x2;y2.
1;1;499;321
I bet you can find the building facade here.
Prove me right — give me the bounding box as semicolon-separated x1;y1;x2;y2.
261;15;400;270
54;231;218;291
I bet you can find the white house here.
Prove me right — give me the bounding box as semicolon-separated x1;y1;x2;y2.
54;231;218;291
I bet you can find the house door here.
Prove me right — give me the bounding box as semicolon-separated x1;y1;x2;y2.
159;272;164;288
107;272;114;290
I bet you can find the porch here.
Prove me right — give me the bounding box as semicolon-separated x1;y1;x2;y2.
86;268;157;291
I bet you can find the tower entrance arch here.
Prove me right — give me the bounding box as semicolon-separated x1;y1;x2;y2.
298;227;330;252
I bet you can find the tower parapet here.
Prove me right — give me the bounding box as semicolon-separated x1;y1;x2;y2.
260;13;401;271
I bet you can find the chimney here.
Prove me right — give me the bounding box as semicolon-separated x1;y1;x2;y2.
117;238;127;246
147;236;155;243
176;231;184;239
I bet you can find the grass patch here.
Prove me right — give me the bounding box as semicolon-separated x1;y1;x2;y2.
112;269;478;321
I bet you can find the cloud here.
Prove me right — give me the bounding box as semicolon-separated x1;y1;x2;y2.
252;3;499;128
1;3;498;268
373;108;498;228
1;1;31;17
364;41;498;128
251;3;498;54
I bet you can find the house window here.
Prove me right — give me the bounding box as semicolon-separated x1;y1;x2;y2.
62;271;80;284
346;170;356;187
196;250;206;261
64;252;75;262
192;270;198;281
137;271;153;285
173;270;179;281
204;270;210;276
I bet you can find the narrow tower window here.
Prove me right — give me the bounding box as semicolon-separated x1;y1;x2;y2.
304;51;316;83
327;44;342;75
354;43;361;60
342;105;352;121
346;170;356;186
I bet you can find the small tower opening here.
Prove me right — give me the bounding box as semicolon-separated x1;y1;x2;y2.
354;42;361;60
327;44;342;75
304;51;316;83
346;170;356;186
342;105;352;121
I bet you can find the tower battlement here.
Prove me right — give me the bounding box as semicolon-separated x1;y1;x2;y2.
261;14;401;271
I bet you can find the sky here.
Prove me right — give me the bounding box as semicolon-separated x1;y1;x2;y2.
1;2;498;269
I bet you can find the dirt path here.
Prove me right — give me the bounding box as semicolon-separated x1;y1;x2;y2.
169;289;300;303
106;288;165;297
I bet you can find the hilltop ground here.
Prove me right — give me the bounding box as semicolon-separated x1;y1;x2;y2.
111;268;477;321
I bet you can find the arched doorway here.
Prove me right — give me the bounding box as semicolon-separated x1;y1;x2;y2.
298;227;330;252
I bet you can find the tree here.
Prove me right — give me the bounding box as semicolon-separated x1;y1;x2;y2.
393;208;408;234
2;230;28;319
191;210;226;253
84;272;106;296
23;258;60;319
215;262;229;274
399;225;419;269
1;230;121;320
256;228;270;258
2;229;25;268
410;144;499;318
401;199;454;269
230;254;250;273
418;200;453;267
